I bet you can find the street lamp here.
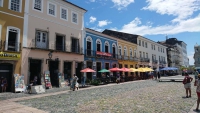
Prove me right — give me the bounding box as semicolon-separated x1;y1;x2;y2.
46;51;53;64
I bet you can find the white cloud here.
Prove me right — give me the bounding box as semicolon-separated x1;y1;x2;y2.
142;0;200;22
98;20;112;27
118;14;200;36
89;16;97;23
90;27;103;32
111;0;134;10
188;52;195;65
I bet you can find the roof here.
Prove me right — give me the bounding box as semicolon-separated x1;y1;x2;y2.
62;0;87;12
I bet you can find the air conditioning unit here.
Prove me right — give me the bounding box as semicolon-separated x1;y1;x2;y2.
93;62;96;66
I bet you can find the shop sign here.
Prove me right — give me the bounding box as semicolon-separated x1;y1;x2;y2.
0;52;20;60
96;51;111;57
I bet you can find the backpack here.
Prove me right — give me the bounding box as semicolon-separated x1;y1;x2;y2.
183;76;191;84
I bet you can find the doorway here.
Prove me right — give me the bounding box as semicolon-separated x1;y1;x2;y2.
86;61;92;80
49;60;59;87
87;39;92;56
29;59;42;85
105;63;110;76
96;62;101;78
0;63;13;92
75;62;82;83
63;62;72;80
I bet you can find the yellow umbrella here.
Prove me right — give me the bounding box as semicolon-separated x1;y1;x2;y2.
144;67;154;72
129;68;139;72
137;68;147;72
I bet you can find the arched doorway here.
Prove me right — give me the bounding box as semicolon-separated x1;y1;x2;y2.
0;63;13;92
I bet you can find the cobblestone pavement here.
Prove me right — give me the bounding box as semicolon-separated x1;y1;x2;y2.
16;78;198;113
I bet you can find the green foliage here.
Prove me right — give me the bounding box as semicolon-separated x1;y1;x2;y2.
89;79;101;86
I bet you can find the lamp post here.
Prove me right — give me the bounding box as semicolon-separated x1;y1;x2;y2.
46;51;53;64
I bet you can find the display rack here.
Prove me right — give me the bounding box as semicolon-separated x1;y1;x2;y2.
44;71;52;89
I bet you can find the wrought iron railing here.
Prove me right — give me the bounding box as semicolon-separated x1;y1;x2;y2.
4;41;21;52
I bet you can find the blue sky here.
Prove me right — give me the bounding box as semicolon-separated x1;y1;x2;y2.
68;0;200;65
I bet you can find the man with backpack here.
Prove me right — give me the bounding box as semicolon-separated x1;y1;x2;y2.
183;73;193;98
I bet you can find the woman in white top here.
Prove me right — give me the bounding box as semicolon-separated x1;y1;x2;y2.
195;74;200;111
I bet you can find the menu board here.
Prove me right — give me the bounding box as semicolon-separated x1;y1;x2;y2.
14;74;25;92
44;71;52;89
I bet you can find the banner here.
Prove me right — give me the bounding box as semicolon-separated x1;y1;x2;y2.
96;51;112;57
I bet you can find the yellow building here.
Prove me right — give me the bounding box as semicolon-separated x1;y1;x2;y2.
0;0;25;92
117;38;138;77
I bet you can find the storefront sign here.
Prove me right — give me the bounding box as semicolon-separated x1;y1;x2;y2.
0;52;20;60
96;51;111;57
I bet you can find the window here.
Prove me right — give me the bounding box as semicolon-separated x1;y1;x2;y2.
139;51;142;58
139;40;141;46
56;34;65;51
72;12;78;24
0;0;3;7
154;45;155;50
124;47;127;56
112;44;116;58
71;38;80;53
33;0;42;11
86;37;92;56
9;0;21;12
36;30;47;49
130;48;133;57
134;49;136;57
48;2;56;16
142;41;144;47
145;42;147;48
159;56;160;61
143;52;145;58
118;46;122;55
158;47;160;52
96;40;101;51
151;44;153;50
60;7;67;20
146;53;148;58
105;41;109;53
6;27;20;51
163;48;165;53
161;48;162;52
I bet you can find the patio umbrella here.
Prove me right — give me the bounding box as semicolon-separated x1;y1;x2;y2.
120;68;130;72
144;67;154;72
137;68;147;72
80;68;96;72
98;69;110;72
129;68;139;72
109;68;123;72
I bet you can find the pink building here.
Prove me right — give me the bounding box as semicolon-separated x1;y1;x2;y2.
22;0;87;86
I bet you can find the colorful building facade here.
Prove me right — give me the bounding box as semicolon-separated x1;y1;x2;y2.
117;38;138;77
84;28;118;80
0;0;25;92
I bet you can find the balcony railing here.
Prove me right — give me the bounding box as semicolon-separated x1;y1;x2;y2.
71;46;83;54
124;56;129;60
152;60;158;63
144;58;150;62
85;49;95;57
4;41;21;52
55;44;65;51
129;56;139;61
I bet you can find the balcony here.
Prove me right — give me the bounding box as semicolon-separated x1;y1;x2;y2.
144;58;150;62
118;55;123;60
4;41;21;52
71;47;83;54
124;56;129;60
129;56;139;61
152;59;158;64
85;49;96;57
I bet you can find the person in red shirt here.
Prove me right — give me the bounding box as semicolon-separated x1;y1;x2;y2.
183;73;193;98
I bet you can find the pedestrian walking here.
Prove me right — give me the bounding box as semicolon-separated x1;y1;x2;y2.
71;74;79;91
81;74;86;87
116;73;120;84
182;73;193;98
194;74;200;111
157;72;160;79
194;69;199;80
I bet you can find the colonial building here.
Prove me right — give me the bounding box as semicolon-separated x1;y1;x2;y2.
22;0;86;86
102;30;167;71
159;38;189;67
194;43;200;69
84;28;118;80
0;0;25;92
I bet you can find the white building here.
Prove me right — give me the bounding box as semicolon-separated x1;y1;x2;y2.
194;43;200;68
137;36;168;70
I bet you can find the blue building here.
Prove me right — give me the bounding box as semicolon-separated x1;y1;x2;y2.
84;28;118;80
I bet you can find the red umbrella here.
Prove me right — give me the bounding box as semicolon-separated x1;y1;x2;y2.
109;68;123;72
120;68;130;72
80;68;96;72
